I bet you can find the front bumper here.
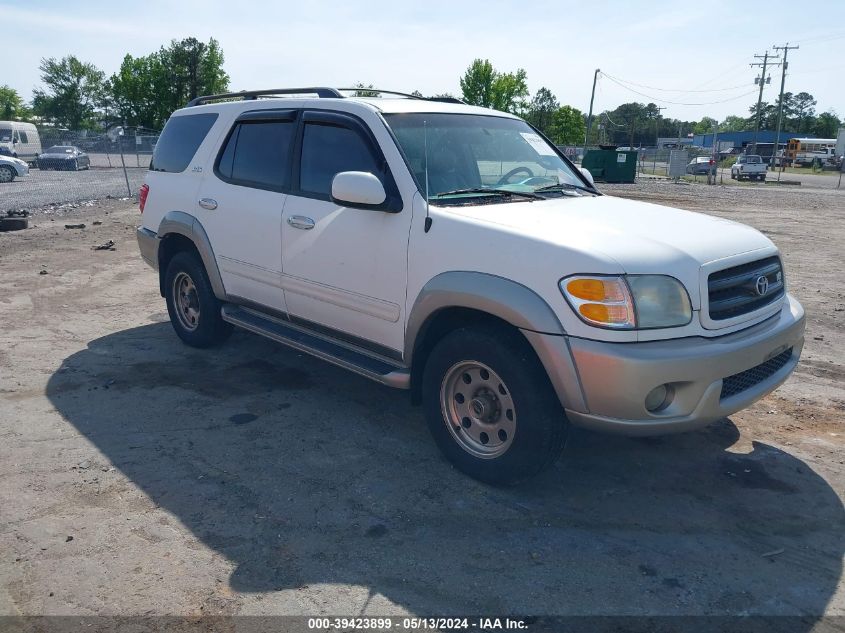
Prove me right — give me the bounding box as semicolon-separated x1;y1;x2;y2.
136;227;158;269
524;294;805;435
14;162;29;177
38;158;74;170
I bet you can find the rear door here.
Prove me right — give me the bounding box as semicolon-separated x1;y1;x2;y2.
195;109;297;314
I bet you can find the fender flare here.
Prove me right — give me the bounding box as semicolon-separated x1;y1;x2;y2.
157;211;227;300
404;271;565;363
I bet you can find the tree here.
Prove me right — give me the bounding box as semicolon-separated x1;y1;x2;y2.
747;100;778;130
164;37;228;106
693;117;718;135
106;53;169;128
0;86;30;120
811;111;841;138
459;59;528;114
792;92;817;133
525;87;559;135
548;105;585;145
611;102;647;147
32;56;105;129
106;37;228;129
460;59;496;108
720;115;747;132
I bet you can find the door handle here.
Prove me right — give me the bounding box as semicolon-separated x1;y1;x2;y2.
287;215;315;230
198;198;218;210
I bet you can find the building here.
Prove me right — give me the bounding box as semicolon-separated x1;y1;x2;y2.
692;130;814;151
656;137;694;149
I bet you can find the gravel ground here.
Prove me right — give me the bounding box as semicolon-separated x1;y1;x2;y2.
0;183;843;623
1;167;145;212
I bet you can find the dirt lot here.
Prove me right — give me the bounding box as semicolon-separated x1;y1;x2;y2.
0;181;843;623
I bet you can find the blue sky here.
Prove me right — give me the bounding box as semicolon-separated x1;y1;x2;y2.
4;0;844;122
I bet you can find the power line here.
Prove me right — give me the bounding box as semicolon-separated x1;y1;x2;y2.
693;61;751;89
601;73;759;106
601;71;750;93
792;31;845;46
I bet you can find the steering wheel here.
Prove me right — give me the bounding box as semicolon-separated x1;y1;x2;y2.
496;166;534;185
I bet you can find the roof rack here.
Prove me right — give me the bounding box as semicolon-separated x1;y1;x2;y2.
186;87;467;107
187;87;344;107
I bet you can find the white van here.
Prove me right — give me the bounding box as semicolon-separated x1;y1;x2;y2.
0;121;42;163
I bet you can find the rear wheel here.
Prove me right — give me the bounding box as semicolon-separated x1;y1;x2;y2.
422;325;568;485
164;251;232;348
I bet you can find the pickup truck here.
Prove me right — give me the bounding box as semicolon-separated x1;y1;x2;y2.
731;154;767;181
136;87;805;484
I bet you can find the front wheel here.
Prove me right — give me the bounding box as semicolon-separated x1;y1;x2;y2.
422;325;568;485
0;165;14;183
164;251;233;348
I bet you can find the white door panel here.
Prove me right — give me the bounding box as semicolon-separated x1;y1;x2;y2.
281;195;409;352
196;177;287;313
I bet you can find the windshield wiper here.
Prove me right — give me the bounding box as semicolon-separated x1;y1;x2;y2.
431;188;545;201
534;182;596;195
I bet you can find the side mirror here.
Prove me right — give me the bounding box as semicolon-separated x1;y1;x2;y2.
331;171;386;207
579;166;595;186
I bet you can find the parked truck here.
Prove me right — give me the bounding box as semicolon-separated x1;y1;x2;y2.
730;154;767;181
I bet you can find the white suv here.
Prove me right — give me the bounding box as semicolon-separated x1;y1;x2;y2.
137;87;805;484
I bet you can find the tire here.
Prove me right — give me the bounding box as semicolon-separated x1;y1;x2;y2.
422;325;568;485
0;165;14;183
71;160;78;171
0;217;28;231
164;251;233;348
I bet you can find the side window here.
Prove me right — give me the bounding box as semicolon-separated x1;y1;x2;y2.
299;122;380;196
19;131;28;143
150;113;218;173
216;120;294;190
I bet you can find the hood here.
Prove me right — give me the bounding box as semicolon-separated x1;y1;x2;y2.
439;193;774;273
40;152;75;159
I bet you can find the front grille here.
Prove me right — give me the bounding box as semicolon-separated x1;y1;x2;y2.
720;348;793;400
708;256;784;321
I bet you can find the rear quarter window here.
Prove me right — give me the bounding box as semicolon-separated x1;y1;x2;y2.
150;113;218;173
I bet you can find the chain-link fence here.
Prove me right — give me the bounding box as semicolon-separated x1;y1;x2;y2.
1;126;159;213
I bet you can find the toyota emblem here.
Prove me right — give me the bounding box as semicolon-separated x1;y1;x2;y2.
755;275;770;296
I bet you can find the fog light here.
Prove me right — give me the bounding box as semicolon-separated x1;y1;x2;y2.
645;384;672;412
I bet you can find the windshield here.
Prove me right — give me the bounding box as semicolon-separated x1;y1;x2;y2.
384;113;590;204
46;146;74;153
0;129;12;143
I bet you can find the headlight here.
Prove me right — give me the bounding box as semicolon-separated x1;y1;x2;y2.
560;275;691;329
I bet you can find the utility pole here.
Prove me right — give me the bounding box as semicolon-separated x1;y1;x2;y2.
654;105;666;145
750;51;779;154
772;43;799;181
653;106;666;175
584;68;600;147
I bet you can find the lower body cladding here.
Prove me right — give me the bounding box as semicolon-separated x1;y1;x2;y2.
524;294;805;436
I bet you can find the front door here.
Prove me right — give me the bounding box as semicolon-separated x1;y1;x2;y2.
281;111;411;354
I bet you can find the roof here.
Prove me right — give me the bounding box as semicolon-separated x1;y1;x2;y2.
352;97;518;118
174;88;516;119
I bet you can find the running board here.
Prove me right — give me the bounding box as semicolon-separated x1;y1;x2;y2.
220;304;410;389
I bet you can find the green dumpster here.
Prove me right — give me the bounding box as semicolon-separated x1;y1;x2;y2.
581;148;638;183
